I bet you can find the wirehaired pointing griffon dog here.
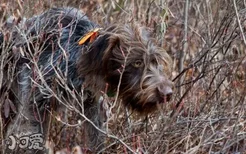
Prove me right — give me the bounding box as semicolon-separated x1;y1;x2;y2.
0;7;173;153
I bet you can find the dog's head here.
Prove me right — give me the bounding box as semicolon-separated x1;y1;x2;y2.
101;24;173;113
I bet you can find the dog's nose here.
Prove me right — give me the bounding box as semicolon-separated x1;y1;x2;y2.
157;84;173;102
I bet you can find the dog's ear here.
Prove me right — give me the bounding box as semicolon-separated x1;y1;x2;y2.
101;34;125;90
102;34;120;61
105;34;121;54
102;34;122;70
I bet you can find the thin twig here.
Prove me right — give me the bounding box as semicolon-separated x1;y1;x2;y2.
178;0;189;96
233;0;246;45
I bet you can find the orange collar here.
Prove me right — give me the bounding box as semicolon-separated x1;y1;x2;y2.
78;28;102;45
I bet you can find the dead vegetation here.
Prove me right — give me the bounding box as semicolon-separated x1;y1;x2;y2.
0;0;246;153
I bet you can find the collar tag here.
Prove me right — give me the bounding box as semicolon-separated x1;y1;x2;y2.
78;28;102;45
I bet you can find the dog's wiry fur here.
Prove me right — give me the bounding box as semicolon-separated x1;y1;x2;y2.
0;7;173;153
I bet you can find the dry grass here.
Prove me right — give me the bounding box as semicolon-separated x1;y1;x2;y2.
0;0;246;153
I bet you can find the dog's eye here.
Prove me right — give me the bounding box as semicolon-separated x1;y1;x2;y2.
132;60;144;68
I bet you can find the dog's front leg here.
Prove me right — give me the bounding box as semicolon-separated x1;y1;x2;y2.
4;66;48;154
82;93;107;152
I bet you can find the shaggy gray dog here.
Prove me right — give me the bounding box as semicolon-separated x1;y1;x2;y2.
0;7;173;153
